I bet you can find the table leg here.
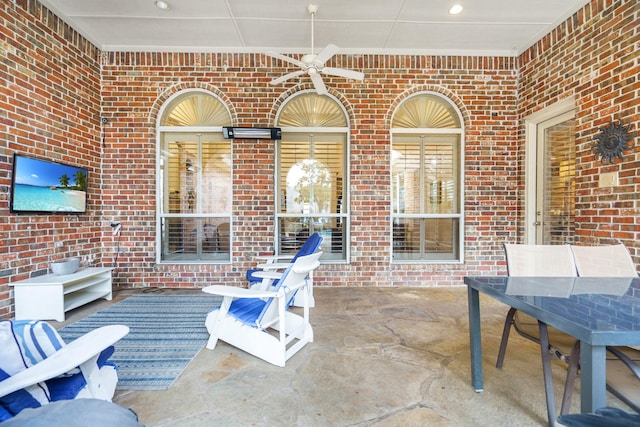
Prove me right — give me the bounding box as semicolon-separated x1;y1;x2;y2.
467;287;483;392
580;342;607;413
538;321;556;427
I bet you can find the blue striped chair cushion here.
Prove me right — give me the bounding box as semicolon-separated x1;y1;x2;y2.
0;403;12;422
246;269;262;284
0;320;111;418
0;320;53;416
223;268;295;327
11;320;65;365
228;298;267;325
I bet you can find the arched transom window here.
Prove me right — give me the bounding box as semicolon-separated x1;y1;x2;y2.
157;90;232;263
391;93;464;262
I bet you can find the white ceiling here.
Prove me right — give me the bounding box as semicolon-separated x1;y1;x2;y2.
37;0;590;56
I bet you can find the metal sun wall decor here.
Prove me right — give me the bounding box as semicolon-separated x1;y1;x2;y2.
592;119;635;164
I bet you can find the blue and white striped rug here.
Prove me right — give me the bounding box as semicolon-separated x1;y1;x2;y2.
58;293;222;390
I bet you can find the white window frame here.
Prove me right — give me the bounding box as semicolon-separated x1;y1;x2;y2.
155;89;232;264
390;92;465;263
524;97;576;244
275;92;351;263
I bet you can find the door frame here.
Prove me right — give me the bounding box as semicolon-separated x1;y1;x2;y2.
523;97;575;244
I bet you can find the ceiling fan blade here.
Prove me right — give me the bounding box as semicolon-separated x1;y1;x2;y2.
309;71;327;95
314;44;340;65
323;67;365;81
266;51;305;68
270;70;305;85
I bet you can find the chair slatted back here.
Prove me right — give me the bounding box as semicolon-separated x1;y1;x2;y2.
291;232;323;262
571;244;638;277
245;233;323;283
503;243;577;277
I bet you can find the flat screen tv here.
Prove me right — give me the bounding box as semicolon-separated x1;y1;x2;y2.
10;153;88;214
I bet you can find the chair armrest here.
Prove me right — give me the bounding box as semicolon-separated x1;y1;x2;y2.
255;262;293;270
254;255;294;263
249;271;283;280
0;325;129;398
283;279;309;293
202;285;279;299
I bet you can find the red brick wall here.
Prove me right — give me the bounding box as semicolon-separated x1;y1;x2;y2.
100;53;519;290
1;0;637;318
518;0;639;257
0;1;102;318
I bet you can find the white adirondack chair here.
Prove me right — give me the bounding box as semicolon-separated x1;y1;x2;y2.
0;321;128;421
203;252;321;367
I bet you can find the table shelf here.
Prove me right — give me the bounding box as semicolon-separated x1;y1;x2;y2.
10;267;113;322
62;275;112;296
64;289;112;313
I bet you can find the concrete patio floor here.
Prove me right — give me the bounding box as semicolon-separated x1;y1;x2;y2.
58;286;631;426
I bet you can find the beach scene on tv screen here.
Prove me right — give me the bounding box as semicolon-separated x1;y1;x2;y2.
12;156;87;212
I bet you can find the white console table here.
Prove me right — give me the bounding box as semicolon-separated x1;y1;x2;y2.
10;267;113;322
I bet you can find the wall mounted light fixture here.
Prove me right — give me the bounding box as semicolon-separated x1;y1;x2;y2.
222;127;282;140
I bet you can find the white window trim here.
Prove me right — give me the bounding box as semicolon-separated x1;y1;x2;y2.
275;91;352;263
155;89;233;264
390;92;465;264
523;96;575;244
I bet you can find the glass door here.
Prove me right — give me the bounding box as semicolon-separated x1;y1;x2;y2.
534;112;576;244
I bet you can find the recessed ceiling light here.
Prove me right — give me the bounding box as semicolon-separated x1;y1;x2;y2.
155;1;170;11
449;4;463;15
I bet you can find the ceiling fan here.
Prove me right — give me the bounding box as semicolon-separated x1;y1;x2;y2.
267;4;364;95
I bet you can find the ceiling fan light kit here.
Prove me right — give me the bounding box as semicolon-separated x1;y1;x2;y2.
155;1;170;11
268;4;364;95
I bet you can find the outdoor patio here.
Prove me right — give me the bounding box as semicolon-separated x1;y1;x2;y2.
56;286;632;426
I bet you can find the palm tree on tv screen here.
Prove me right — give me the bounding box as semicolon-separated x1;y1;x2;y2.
74;170;87;191
59;174;70;188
